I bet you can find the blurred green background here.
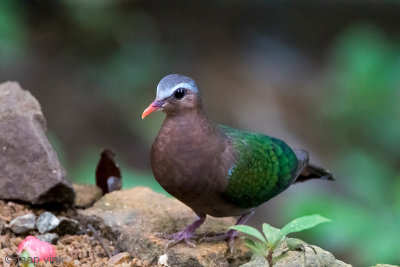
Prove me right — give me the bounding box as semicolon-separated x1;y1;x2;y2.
1;1;399;265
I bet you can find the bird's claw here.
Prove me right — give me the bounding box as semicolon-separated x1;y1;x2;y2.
165;238;195;250
155;232;175;239
198;230;237;254
156;231;197;251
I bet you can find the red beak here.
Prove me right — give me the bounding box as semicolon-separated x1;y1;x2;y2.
142;100;165;119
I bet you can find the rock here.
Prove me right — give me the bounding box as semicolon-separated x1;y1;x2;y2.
9;213;36;234
73;184;103;208
240;239;351;267
36;233;59;244
0;82;74;205
36;211;60;234
80;187;252;266
56;217;80;235
240;254;266;267
108;252;131;265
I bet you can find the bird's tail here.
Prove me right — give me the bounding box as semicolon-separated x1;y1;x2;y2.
295;162;334;183
293;149;334;183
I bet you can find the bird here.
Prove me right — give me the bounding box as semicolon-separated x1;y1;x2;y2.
142;74;333;252
95;149;122;195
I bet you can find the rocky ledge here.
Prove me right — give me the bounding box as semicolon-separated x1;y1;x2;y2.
80;187;252;266
79;187;350;267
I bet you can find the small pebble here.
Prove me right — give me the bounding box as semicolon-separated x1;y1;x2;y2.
108;252;130;265
36;211;60;233
158;254;168;266
9;213;36;234
56;216;80;235
36;232;59;244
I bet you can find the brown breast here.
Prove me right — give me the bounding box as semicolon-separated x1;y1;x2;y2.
150;111;244;216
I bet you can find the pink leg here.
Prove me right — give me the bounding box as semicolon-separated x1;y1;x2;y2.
156;214;206;251
200;209;255;253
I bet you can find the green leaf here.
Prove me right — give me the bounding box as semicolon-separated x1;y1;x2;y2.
280;214;331;237
262;223;283;247
229;225;267;243
20;250;35;267
244;238;266;255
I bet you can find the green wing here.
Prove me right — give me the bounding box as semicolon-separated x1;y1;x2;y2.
220;125;298;208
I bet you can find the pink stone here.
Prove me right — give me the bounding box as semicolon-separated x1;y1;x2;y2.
17;236;56;261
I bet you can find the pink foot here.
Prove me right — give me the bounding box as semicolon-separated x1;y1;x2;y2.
155;215;206;251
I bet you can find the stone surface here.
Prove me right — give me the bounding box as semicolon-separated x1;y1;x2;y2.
80;187;252;267
108;252;131;265
9;213;36;234
36;232;59;244
56;216;80;235
36;211;60;233
73;184;103;208
240;239;351;267
0;81;74;205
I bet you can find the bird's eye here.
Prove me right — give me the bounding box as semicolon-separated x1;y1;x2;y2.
174;88;185;99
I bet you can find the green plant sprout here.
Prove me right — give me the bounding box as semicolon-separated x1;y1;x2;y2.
230;214;331;266
19;250;35;267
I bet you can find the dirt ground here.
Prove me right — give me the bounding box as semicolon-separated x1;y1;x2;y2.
0;200;153;267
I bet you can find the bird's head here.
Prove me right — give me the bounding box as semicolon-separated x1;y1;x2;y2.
142;74;201;119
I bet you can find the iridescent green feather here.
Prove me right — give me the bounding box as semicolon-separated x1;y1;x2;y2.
220;125;298;208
